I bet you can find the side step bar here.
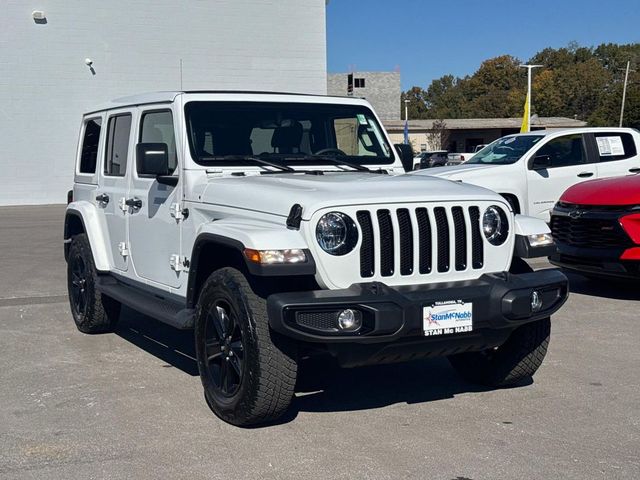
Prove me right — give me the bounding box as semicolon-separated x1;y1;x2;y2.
95;275;195;329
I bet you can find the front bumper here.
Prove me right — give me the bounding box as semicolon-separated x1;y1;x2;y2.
267;269;568;345
550;248;640;279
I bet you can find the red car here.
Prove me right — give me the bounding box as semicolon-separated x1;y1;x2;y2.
550;175;640;279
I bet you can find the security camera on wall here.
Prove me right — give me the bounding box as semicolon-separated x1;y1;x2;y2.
85;58;93;67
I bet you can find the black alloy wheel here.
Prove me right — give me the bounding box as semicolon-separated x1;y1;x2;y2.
69;253;89;318
203;300;245;397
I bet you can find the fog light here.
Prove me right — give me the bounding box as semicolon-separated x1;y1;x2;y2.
337;309;362;331
531;291;543;313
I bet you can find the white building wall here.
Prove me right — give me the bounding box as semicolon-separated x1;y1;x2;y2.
0;0;327;205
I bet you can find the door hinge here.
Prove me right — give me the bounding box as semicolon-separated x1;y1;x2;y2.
170;203;189;221
118;242;129;257
170;254;189;272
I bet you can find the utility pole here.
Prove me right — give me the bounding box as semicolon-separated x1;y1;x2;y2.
519;64;543;132
619;61;635;127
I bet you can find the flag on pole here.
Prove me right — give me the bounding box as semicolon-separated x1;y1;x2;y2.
404;120;409;144
520;93;530;133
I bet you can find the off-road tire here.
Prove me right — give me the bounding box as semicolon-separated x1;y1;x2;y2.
195;267;297;426
67;234;121;334
448;257;550;386
448;317;551;387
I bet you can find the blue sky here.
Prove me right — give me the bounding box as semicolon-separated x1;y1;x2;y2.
327;0;640;90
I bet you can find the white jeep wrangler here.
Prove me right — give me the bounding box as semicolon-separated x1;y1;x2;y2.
65;91;568;426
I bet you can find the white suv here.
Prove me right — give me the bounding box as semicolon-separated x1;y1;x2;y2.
64;91;568;426
412;128;640;221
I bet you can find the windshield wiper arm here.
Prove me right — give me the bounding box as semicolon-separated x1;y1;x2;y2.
283;154;371;172
200;155;295;172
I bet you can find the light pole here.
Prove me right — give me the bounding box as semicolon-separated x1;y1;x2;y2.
519;64;543;132
619;61;636;127
404;99;410;121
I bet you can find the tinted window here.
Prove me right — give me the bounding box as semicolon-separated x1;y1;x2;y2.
139;110;177;174
593;132;637;162
184;102;393;167
79;118;101;174
104;115;132;176
535;134;586;168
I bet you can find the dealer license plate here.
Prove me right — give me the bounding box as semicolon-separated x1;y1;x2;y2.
423;300;473;336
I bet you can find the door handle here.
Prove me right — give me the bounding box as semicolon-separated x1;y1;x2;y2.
577;172;594;178
95;193;109;205
629;168;640;173
124;197;142;211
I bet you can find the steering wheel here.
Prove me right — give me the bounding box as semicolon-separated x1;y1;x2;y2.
314;148;347;156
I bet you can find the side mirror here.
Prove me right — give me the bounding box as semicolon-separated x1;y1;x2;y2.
137;143;170;176
532;154;551;170
394;143;414;172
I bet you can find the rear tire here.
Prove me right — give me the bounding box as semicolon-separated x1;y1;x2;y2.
67;234;121;334
195;267;297;426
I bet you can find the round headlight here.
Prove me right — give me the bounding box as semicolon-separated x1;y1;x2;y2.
482;206;509;245
316;212;358;255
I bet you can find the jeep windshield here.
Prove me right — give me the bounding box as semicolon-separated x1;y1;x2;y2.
184;101;394;169
466;135;544;165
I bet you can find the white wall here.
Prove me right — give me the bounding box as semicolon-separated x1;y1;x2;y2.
0;0;327;205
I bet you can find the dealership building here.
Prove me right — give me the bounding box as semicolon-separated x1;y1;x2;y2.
0;1;328;205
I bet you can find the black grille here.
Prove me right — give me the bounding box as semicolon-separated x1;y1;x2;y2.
296;311;338;331
397;209;414;275
416;208;432;274
551;215;630;249
452;207;467;271
434;207;450;272
357;211;374;277
469;207;483;269
354;206;485;278
377;210;394;276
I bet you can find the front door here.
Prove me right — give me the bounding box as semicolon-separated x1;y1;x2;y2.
127;108;183;288
526;133;596;221
99;112;133;272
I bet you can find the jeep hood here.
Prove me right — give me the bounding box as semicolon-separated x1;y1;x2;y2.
200;173;503;219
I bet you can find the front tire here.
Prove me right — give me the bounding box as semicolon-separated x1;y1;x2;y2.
195;268;297;426
448;317;551;387
448;257;550;387
67;234;121;334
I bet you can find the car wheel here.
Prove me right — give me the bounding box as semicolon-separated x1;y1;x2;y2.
67;234;121;334
447;316;551;387
447;256;550;386
195;267;297;426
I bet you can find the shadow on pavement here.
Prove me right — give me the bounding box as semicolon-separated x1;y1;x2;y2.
113;307;533;423
565;271;640;301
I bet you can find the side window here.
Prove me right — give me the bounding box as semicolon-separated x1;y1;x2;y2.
536;134;586;168
139;110;177;174
79;118;101;174
104;114;132;176
593;132;637;162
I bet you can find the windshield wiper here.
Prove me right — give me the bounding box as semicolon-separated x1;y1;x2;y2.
282;154;371;172
200;155;295;172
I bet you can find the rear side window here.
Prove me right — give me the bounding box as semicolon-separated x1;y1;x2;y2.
593;132;637;162
79;118;101;174
139;110;177;174
536;134;587;168
104;114;132;176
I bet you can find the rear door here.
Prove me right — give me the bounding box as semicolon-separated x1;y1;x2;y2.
98;112;133;272
526;133;596;221
588;131;640;179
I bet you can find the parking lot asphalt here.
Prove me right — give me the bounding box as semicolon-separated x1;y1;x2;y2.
0;205;638;480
